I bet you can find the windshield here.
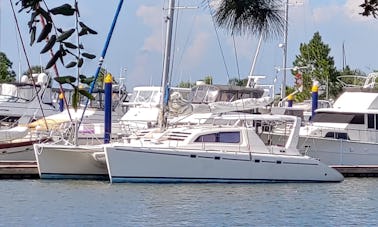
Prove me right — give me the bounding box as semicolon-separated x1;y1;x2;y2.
189;85;220;103
0;84;38;102
129;89;161;104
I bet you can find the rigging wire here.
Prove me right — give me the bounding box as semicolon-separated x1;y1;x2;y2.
206;0;231;83
9;0;49;130
173;4;197;86
232;35;241;81
14;25;22;81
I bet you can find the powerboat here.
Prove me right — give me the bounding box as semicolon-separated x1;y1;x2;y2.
0;73;59;126
298;72;378;165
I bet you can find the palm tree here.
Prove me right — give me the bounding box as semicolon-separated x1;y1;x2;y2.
211;0;285;39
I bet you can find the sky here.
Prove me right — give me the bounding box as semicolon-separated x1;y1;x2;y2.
0;0;378;94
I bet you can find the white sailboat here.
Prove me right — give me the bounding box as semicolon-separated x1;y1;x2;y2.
104;114;343;183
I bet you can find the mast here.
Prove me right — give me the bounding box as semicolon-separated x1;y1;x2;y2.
280;0;289;100
158;0;175;129
247;33;263;88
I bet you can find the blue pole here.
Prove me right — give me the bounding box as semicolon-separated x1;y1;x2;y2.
104;74;112;144
79;0;124;124
59;92;64;112
311;85;318;121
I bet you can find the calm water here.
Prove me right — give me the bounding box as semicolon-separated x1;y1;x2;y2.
1;178;378;226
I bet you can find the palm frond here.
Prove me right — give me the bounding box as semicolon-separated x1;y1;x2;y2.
211;0;285;39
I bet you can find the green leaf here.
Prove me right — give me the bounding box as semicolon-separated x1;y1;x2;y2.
45;50;61;69
72;88;79;111
80;76;95;85
29;11;39;28
56;28;75;42
77;58;83;67
49;4;76;16
37;22;52;42
29;26;36;46
82;52;96;59
40;35;56;54
79;21;97;35
36;7;52;23
63;42;77;49
78;28;88;36
65;61;77;68
79;89;95;100
79;74;87;80
54;76;77;84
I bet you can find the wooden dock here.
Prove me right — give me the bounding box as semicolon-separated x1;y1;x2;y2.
1;162;378;179
332;165;378;177
0;161;39;179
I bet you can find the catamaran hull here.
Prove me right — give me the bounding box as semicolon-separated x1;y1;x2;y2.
105;147;343;183
299;137;378;166
34;144;108;180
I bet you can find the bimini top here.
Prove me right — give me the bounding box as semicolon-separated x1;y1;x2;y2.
188;84;265;104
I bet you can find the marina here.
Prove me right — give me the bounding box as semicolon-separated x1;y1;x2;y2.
2;0;378;225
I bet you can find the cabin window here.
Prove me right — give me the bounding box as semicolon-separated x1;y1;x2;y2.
220;92;236;102
205;89;218;103
350;114;364;124
324;132;350;140
376;115;378;130
313;112;364;124
368;114;375;129
194;132;240;143
240;92;252;99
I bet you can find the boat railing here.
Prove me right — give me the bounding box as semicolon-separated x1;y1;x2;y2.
0;116;19;128
337;73;378;89
302;125;378;143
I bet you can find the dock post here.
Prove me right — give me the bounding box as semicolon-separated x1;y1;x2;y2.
104;73;112;144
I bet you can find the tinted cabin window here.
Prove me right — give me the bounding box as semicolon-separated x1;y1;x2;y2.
376;115;378;130
195;134;217;142
220;92;236;102
195;132;240;143
219;132;240;143
368;114;375;129
351;114;364;124
325;132;350;140
313;112;364;124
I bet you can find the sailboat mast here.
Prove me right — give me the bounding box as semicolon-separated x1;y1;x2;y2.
247;33;263;87
159;0;175;129
280;0;289;100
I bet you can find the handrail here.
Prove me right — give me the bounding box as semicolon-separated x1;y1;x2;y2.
302;125;378;143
